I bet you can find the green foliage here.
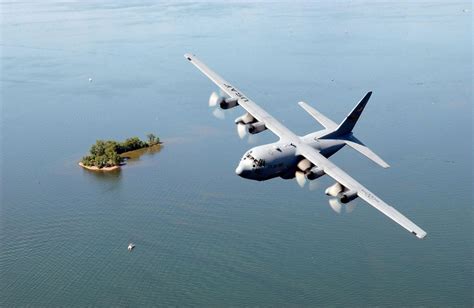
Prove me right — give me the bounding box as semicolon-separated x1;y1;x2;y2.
81;155;94;166
147;133;156;145
146;133;160;146
81;134;159;169
121;137;147;153
90;140;106;156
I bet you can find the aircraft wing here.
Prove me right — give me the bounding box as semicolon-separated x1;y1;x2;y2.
185;53;427;239
297;143;427;239
185;53;297;141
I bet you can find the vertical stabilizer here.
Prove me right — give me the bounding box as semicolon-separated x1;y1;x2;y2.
333;91;372;136
318;91;388;168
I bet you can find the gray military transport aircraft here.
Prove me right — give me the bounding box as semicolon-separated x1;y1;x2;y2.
185;53;427;239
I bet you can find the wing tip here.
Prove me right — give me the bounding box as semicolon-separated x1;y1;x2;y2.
184;53;193;61
412;230;427;239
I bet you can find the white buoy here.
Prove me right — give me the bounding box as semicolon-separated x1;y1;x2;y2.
88;77;93;83
128;243;135;251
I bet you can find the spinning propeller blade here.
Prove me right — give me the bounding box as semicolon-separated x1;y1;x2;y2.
329;198;343;214
295;171;306;188
328;197;357;214
212;108;225;119
237;123;247;139
208;91;226;119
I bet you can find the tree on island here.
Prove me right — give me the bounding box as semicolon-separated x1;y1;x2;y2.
146;133;160;146
81;134;160;169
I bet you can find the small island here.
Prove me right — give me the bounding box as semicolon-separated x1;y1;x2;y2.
79;134;160;171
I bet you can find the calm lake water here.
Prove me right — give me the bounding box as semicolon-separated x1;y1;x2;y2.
1;1;472;306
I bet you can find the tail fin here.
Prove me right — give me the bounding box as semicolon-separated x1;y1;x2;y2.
315;91;389;168
333;91;372;136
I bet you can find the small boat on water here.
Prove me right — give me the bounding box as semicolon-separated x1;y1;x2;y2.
128;243;135;251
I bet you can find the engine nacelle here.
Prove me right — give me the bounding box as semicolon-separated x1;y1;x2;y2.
306;166;325;180
220;98;239;109
248;121;267;134
235;113;254;124
339;190;358;203
325;182;343;197
297;159;312;172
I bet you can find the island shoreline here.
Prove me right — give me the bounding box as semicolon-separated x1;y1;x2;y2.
79;143;162;172
78;162;121;171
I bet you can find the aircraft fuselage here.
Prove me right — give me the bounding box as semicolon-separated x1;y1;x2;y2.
235;136;346;181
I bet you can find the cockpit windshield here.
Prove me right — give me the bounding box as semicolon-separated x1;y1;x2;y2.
244;152;265;168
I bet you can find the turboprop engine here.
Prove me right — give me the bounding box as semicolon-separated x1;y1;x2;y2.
295;159;325;188
325;182;343;197
208;91;239;119
306;166;325;180
234;113;267;139
325;182;358;203
325;182;358;214
248;121;266;134
339;190;358;203
209;91;239;109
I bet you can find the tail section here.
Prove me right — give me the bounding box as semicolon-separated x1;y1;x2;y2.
299;91;389;168
318;91;371;139
334;91;372;136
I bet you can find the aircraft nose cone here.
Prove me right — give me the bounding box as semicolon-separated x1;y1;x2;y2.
235;165;243;175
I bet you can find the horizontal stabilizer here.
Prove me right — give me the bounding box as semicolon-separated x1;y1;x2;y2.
298;101;337;130
344;135;390;168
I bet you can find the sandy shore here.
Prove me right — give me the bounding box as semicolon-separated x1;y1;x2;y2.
78;162;121;172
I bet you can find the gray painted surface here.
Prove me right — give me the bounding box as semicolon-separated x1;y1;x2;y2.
186;54;427;238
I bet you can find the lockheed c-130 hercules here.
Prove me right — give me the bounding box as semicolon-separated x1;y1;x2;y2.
185;53;427;239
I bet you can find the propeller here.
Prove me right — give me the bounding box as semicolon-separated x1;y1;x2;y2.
295;171;306;188
212;108;225;120
209;91;226;119
325;182;357;214
236;122;247;139
236;123;260;144
295;159;312;188
308;180;320;191
328;197;357;214
328;198;343;214
296;172;321;191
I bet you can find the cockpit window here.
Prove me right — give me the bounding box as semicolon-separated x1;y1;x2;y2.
245;153;265;168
